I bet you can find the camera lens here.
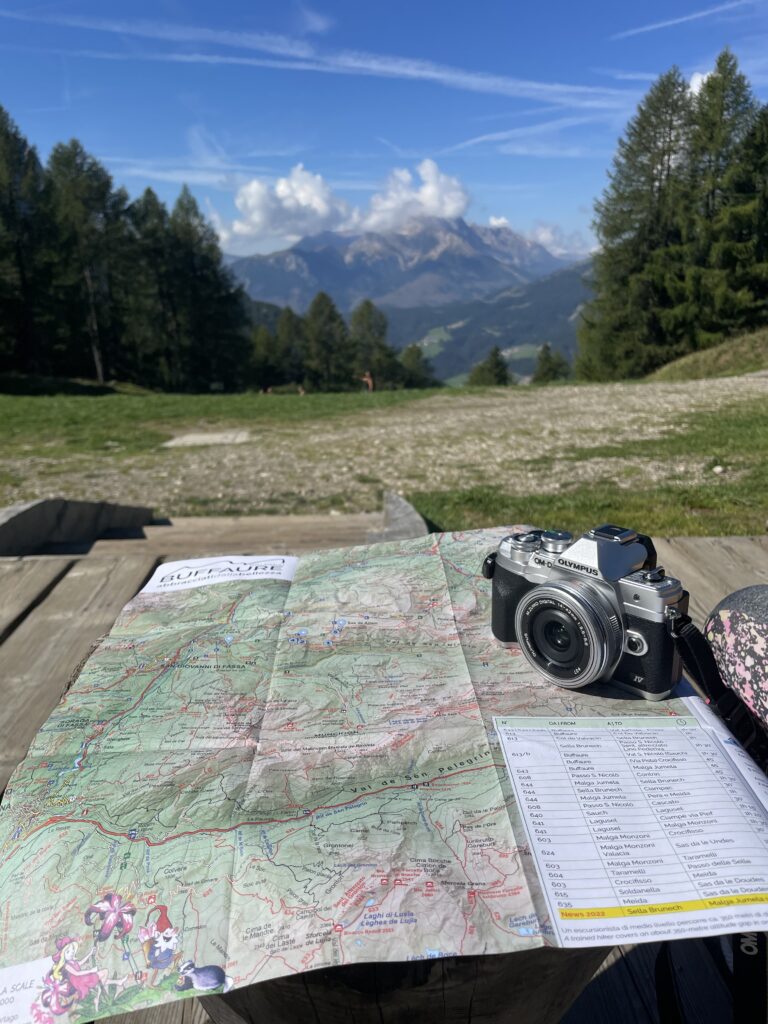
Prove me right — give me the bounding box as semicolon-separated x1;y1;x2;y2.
533;611;580;664
514;582;622;689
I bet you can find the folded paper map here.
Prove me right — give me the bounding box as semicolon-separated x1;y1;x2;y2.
0;528;755;1023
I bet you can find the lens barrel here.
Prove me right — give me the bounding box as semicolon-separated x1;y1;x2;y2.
514;581;622;688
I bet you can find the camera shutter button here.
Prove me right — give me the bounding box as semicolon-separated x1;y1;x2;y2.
540;530;573;554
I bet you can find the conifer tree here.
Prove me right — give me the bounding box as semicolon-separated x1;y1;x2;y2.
0;106;52;375
531;343;571;384
250;324;279;389
400;344;438;388
168;186;250;391
274;307;306;384
303;291;356;390
467;345;511;386
687;51;759;346
126;188;181;389
577;69;694;379
46;140;120;383
349;299;402;388
725;105;768;328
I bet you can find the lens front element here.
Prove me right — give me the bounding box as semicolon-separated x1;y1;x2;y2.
533;609;583;666
514;582;622;688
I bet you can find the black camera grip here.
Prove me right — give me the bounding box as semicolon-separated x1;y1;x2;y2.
491;565;532;644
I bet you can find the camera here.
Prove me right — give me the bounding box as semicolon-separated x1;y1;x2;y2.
482;524;689;700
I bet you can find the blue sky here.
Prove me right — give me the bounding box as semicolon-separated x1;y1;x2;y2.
1;0;767;255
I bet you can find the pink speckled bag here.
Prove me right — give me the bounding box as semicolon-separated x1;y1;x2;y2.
705;585;768;724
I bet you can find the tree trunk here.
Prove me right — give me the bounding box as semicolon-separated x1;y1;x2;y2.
83;266;105;385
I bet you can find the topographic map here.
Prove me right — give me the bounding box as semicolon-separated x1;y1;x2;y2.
0;529;681;1023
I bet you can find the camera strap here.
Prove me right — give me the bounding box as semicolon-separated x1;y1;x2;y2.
654;612;768;1023
670;611;768;769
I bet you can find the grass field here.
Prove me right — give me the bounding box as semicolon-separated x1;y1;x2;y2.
1;372;767;535
648;328;768;382
0;388;433;459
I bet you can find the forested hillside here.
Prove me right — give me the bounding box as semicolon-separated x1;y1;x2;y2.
0;107;252;391
0;106;439;393
578;50;768;380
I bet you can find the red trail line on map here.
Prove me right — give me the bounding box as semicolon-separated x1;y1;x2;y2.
8;764;504;856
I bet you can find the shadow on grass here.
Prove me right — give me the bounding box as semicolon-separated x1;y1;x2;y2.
0;374;116;396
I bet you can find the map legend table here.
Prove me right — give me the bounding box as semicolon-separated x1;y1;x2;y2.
495;707;768;947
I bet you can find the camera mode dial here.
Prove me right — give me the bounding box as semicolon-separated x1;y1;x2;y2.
540;530;573;554
503;531;542;554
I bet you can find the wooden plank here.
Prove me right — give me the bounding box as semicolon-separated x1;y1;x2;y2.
86;514;383;558
0;554;158;790
109;995;209;1024
654;538;733;626
0;557;73;643
656;536;768;626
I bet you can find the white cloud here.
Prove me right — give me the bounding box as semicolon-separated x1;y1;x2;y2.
362;159;469;231
489;215;510;227
526;222;595;258
230;163;353;243
689;71;712;94
611;0;750;40
223;159;470;248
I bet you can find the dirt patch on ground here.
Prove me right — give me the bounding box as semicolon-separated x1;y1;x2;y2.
2;375;767;516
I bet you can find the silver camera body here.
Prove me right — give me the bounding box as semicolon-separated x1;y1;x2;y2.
483;524;689;700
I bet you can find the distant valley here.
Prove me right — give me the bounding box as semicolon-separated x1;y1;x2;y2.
385;262;592;380
233;216;592;381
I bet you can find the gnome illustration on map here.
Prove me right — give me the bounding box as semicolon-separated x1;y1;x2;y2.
139;906;180;983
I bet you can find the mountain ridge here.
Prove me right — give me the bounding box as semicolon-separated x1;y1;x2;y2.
228;216;569;311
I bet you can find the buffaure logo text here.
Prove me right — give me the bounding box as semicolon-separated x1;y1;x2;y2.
160;558;287;584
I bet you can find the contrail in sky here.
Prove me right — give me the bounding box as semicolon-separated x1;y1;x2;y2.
612;0;751;41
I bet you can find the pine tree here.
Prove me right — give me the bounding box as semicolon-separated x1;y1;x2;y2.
46;140;119;382
467;345;511;386
0;106;56;376
726;105;768;327
577;69;694;380
303;292;356;391
349;299;402;389
531;343;571;384
250;325;280;389
400;344;438;388
126;188;182;389
687;51;759;346
168;186;250;391
274;307;306;384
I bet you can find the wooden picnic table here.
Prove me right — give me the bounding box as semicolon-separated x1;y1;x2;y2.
2;526;767;1024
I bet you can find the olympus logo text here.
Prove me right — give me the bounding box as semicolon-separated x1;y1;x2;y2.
557;558;599;576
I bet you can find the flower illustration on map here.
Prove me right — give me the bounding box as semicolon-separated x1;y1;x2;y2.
32;936;131;1018
84;893;136;942
30;1000;56;1024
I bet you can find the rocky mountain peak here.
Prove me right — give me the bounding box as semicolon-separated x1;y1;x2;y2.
228;215;569;311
